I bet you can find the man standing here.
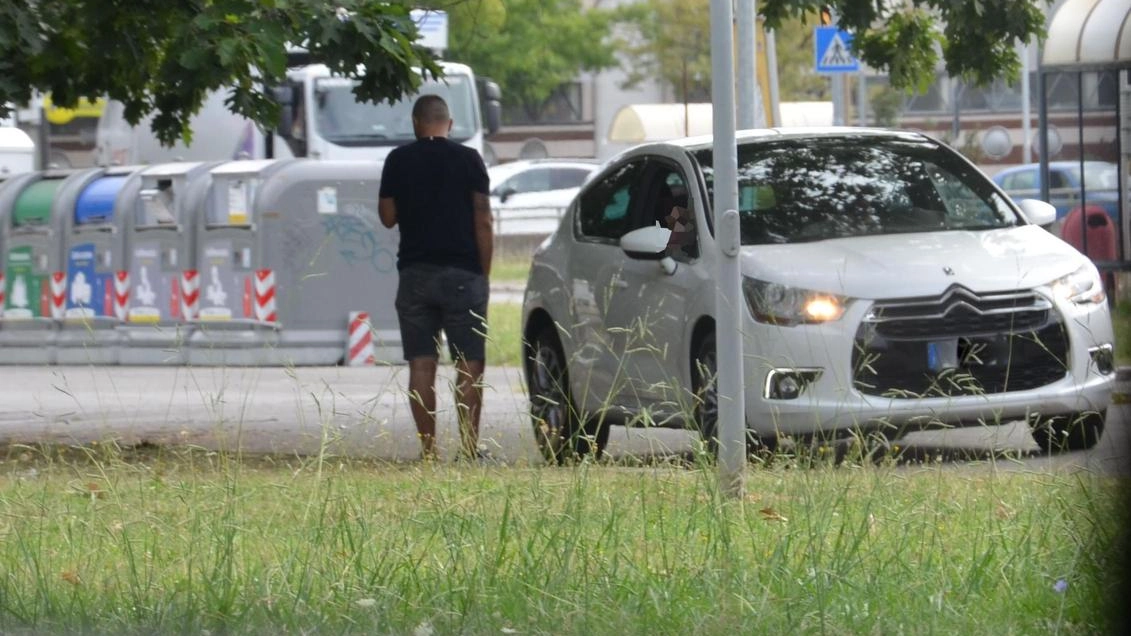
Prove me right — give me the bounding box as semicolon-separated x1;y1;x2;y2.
378;94;493;461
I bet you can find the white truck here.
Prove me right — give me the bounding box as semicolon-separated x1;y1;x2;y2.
95;60;501;166
94;11;501;165
0;126;35;177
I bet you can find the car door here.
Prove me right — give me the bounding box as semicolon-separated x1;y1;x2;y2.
600;161;708;417
567;159;647;415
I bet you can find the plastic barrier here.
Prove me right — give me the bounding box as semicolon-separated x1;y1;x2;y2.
0;169;99;364
55;166;146;364
187;159;400;365
118;162;219;364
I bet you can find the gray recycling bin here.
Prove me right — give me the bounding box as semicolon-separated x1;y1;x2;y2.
55;165;146;365
188;159;400;366
0;168;100;364
118;161;219;365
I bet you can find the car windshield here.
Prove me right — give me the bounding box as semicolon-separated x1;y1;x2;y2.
313;74;476;146
694;137;1021;245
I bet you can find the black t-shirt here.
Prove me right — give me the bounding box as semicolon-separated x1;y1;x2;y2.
379;137;489;274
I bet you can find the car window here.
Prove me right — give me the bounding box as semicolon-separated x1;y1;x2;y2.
551;167;594;190
695;137;1020;245
1001;169;1036;191
506;167;553;194
577;161;645;242
645;167;698;261
1049;169;1072;190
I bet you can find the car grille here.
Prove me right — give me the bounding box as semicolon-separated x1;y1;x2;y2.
852;285;1069;398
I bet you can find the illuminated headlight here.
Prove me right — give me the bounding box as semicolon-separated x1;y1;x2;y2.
742;277;847;326
1050;265;1105;305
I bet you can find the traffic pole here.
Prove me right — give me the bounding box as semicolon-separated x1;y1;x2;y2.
710;0;745;499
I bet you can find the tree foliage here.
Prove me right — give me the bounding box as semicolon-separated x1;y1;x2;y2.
0;0;440;145
441;0;620;120
618;0;1048;99
760;0;1048;92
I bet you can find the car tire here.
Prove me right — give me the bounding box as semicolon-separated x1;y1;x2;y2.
1029;411;1105;454
526;324;608;464
691;331;775;460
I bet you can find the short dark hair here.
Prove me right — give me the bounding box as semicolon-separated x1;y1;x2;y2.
412;94;450;124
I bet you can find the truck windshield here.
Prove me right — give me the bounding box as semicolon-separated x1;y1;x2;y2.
313;74;476;146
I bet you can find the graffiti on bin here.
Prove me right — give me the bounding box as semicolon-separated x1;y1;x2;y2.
321;202;396;273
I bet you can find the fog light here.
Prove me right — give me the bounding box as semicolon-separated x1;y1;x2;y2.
1089;344;1114;375
764;368;823;400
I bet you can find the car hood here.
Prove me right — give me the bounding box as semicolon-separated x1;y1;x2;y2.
741;226;1087;299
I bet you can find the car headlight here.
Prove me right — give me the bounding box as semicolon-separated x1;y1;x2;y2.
742;277;847;326
1050;265;1105;305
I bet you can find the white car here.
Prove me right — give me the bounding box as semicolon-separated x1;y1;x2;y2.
488;159;599;236
521;129;1115;463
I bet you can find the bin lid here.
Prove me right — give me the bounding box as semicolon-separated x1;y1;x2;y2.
75;175;129;224
12;178;61;226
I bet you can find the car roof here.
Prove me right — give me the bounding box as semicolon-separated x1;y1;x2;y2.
487;158;600;182
610;127;935;161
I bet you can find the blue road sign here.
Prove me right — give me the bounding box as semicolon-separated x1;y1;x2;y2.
815;26;859;73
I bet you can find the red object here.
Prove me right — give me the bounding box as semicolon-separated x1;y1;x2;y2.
1061;204;1117;293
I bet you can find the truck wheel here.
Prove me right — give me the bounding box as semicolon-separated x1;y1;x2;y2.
691;331;774;460
526;324;607;464
1029;412;1105;454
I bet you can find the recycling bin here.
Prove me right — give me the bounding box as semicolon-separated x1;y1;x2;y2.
187;159;400;365
0;169;99;364
118;161;220;365
55;165;146;365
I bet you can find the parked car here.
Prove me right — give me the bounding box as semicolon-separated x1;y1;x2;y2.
992;160;1120;222
488;159;599;235
522;129;1115;463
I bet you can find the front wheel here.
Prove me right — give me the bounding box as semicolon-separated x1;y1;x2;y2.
691;331;774;460
1029;412;1105;454
526;324;608;464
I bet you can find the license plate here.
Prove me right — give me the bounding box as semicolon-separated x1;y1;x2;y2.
927;339;959;372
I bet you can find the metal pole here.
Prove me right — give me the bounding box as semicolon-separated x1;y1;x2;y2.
832;74;845;126
1039;71;1050;204
1021;40;1032;163
1078;71;1088;256
737;0;756;129
766;29;782;127
857;73;867;126
710;0;745;498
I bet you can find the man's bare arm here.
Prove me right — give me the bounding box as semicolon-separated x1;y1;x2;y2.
472;192;493;278
378;197;397;228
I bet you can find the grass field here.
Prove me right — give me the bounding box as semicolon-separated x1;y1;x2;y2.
0;444;1127;635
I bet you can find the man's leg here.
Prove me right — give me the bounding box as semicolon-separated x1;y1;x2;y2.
407;357;439;457
454;358;485;457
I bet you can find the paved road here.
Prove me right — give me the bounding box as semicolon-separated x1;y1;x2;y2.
0;365;1127;473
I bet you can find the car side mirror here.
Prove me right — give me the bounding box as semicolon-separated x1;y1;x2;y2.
499;187;517;203
621;226;671;260
1017;199;1057;227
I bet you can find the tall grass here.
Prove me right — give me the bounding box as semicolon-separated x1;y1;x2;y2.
0;444;1126;635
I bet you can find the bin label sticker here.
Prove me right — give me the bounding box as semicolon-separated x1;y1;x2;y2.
228;180;249;224
199;240;244;321
66;243;110;318
4;246;40;318
317;187;338;215
128;241;173;323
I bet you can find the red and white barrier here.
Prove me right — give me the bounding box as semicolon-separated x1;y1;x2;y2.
113;271;130;321
180;270;199;321
49;272;66;320
346;311;375;366
254;269;277;324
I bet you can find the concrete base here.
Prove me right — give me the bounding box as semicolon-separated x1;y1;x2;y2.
0;322;57;365
55;328;121;365
117;325;193;365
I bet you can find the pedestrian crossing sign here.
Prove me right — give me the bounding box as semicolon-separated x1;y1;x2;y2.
815;26;859;73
